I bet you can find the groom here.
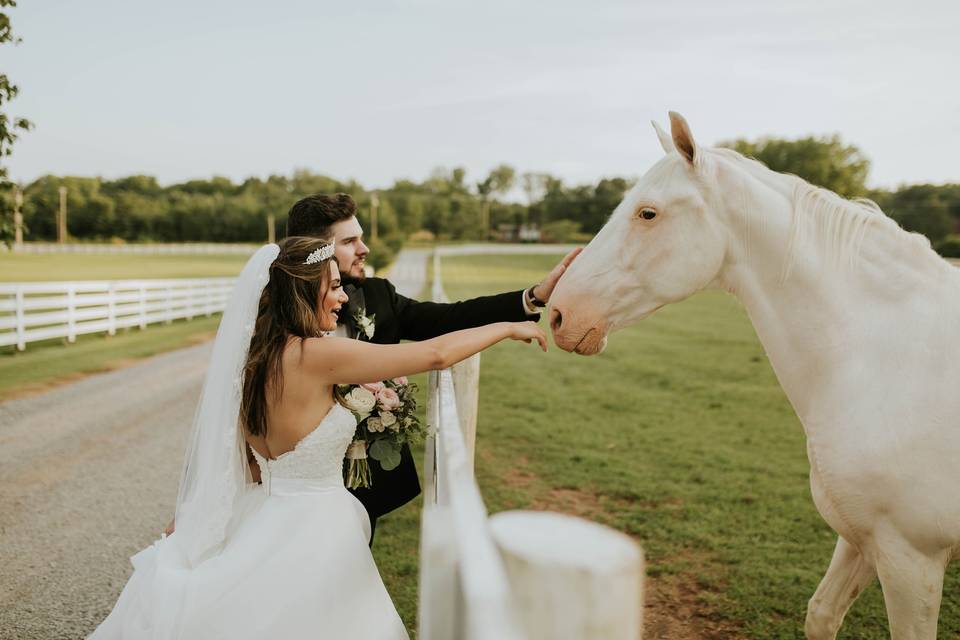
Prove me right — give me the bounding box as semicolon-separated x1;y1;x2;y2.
286;193;578;542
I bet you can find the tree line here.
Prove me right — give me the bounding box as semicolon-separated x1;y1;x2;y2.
2;138;959;264
722;136;960;257
0;167;638;269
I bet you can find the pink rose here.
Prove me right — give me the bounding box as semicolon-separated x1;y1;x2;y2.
361;381;385;394
392;376;409;386
376;387;401;411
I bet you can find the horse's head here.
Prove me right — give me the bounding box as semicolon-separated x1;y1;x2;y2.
550;112;728;355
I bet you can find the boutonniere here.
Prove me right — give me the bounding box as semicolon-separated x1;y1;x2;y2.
352;307;376;341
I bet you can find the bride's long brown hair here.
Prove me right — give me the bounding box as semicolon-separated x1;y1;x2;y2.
240;236;337;438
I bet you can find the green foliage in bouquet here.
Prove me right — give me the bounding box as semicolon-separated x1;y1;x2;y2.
338;377;428;488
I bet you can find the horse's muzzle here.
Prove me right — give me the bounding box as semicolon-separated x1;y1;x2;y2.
550;306;607;355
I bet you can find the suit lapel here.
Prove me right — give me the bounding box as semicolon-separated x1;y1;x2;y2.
342;284;368;340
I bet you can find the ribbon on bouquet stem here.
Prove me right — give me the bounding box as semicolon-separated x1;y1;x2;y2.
345;440;372;489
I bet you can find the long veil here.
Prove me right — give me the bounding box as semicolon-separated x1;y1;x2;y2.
173;243;279;567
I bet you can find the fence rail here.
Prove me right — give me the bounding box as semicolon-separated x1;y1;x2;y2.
434;243;581;257
0;278;234;350
418;249;644;640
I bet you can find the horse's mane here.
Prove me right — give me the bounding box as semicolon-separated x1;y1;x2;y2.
709;147;936;282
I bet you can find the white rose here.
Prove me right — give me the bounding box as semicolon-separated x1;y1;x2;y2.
360;317;375;339
343;388;376;416
367;417;384;432
379;411;397;427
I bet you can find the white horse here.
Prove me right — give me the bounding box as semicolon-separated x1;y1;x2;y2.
549;112;960;639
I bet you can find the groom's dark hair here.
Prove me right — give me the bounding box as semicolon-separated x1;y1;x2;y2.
286;193;357;238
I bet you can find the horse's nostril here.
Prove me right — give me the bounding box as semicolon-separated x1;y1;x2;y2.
550;308;563;332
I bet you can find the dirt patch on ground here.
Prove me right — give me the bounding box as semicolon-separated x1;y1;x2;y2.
0;371;91;402
185;330;216;345
643;556;746;640
497;454;745;639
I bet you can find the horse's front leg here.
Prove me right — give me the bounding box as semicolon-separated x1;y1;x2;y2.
875;535;949;640
805;536;876;639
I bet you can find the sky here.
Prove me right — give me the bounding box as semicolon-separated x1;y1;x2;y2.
5;0;960;193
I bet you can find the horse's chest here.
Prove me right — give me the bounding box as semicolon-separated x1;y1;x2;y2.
806;426;960;549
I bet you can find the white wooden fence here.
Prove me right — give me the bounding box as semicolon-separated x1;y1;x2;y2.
434;243;581;257
0;278;234;351
418;249;645;640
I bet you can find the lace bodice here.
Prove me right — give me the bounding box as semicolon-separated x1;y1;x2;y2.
250;403;357;489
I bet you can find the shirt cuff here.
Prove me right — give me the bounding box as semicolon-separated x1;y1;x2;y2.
521;288;539;316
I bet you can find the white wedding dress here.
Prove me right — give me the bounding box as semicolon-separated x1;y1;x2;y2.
90;402;409;639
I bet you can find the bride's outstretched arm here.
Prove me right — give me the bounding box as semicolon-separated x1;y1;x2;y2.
300;321;546;385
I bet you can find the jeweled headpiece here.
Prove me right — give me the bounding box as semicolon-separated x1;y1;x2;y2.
304;242;335;265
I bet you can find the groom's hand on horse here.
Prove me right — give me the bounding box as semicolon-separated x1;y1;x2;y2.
532;248;583;304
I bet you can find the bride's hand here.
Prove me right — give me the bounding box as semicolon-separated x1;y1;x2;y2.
507;321;548;352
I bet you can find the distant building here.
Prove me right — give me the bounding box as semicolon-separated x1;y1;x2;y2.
494;223;541;243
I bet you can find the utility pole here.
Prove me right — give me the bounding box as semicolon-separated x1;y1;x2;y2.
482;199;491;241
13;186;23;247
370;192;379;242
267;213;276;244
57;185;68;243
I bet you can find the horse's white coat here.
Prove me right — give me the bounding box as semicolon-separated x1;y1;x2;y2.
550;113;960;639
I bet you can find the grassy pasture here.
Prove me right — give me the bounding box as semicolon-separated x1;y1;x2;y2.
0;252;250;282
412;252;959;638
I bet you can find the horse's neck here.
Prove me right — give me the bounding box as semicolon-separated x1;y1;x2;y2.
715;172;955;425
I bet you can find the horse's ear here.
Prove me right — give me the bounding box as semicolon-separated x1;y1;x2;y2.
651;120;674;154
668;111;697;165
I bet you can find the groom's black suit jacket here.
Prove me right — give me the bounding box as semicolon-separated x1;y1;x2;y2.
340;277;537;529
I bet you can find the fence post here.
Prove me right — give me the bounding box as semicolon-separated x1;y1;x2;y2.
205;281;214;317
424;370;441;504
15;286;26;351
185;282;194;321
138;285;147;330
107;283;117;336
66;284;76;343
164;285;173;324
489;511;644;640
450;354;481;472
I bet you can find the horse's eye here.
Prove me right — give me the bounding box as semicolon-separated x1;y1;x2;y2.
640;208;657;220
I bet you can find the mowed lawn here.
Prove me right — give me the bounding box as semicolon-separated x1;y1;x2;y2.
0;252;250;282
0;252;249;399
422;253;960;638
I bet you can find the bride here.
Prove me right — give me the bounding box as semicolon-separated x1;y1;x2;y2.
90;238;547;639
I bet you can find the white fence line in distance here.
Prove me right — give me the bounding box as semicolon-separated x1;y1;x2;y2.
434;243;581;257
418;249;644;640
0;278;234;351
3;242;259;255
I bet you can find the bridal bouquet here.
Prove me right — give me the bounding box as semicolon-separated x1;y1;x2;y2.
339;377;425;489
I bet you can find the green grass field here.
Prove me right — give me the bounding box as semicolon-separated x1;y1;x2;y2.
371;253;960;639
0;253;250;282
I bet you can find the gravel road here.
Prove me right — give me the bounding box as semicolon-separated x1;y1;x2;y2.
0;344;209;639
0;249;428;639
